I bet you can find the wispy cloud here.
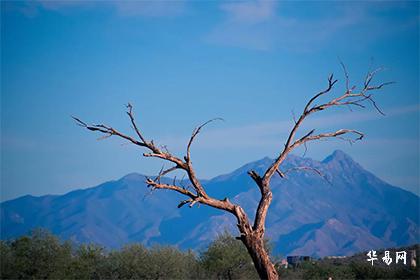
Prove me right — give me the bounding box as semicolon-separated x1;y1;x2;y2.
11;0;186;18
206;1;417;51
158;104;420;151
205;1;356;51
37;0;92;11
220;0;277;24
205;0;279;51
111;0;186;17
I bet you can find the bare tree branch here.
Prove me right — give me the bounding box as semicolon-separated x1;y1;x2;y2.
251;62;392;237
186;118;224;162
303;74;338;114
263;65;391;185
73;109;219;198
282;166;331;185
73;107;250;231
292;129;364;149
154;165;179;183
340;59;350;93
146;178;196;198
275;168;285;178
126;103;147;144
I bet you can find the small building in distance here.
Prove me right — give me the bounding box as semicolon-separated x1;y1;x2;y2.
287;256;312;267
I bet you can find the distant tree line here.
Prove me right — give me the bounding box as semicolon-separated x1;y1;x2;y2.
1;229;418;279
0;229;259;280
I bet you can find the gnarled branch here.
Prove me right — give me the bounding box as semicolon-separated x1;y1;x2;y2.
252;63;392;235
280;166;331;185
74;106;252;231
146;178;196;198
186;118;224;162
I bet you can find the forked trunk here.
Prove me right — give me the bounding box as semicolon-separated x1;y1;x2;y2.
241;234;279;280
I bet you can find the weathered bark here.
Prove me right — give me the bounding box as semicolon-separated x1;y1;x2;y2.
241;233;278;280
233;202;278;279
74;64;391;280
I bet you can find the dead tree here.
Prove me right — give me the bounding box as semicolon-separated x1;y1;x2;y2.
74;64;392;280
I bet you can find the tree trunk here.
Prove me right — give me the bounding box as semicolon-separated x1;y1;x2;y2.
241;233;279;280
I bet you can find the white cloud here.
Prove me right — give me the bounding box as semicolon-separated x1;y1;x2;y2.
37;0;92;11
19;0;186;18
206;2;359;51
158;104;420;151
112;0;186;18
220;0;277;24
206;1;417;51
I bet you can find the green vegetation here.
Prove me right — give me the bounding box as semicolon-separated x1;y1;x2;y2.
1;229;419;279
201;232;259;279
0;230;253;279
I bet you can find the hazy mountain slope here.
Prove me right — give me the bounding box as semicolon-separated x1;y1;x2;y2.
166;151;419;257
1;150;419;257
1;174;185;247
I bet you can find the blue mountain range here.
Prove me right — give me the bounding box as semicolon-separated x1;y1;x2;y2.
1;150;418;257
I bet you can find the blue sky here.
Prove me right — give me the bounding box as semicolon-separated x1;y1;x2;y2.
1;0;419;201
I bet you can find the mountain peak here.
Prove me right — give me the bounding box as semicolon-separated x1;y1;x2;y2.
121;172;143;179
322;150;354;164
231;156;274;176
119;173;146;183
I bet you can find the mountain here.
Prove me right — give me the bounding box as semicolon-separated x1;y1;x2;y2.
1;150;419;257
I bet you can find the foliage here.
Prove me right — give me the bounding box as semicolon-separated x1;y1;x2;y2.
277;258;420;280
1;229;418;279
200;231;259;279
299;261;356;280
0;230;200;280
0;229;73;279
348;261;420;279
